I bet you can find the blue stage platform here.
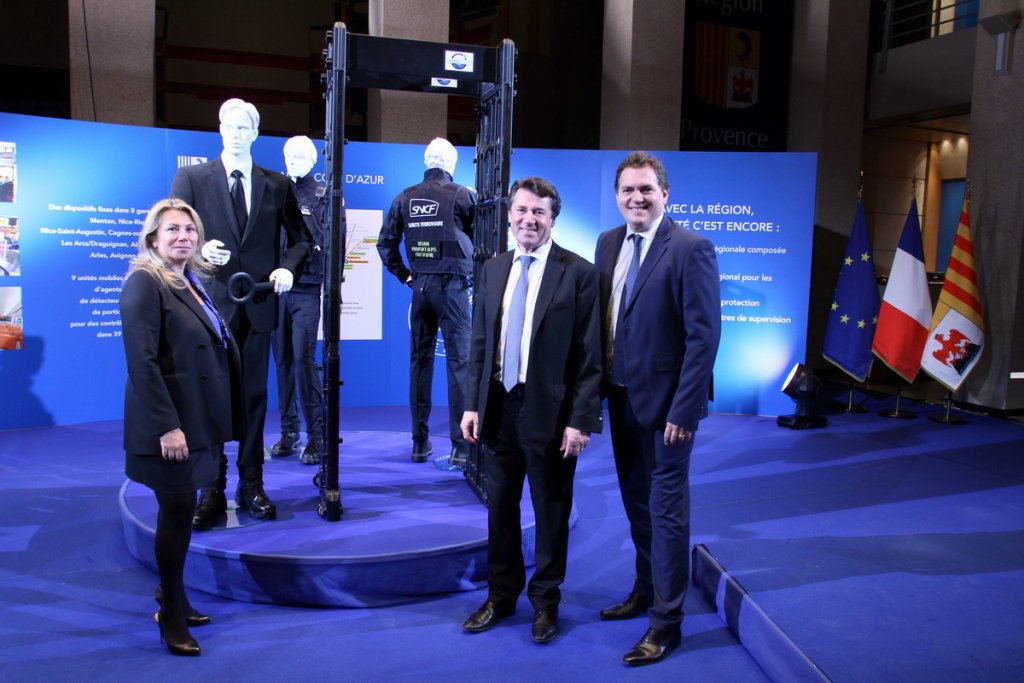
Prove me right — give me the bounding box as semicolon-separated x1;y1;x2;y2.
119;429;541;606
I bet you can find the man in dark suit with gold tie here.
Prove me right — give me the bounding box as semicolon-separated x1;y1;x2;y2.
170;98;312;528
460;176;603;644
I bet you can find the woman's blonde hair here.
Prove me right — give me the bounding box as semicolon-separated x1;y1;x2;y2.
126;198;215;288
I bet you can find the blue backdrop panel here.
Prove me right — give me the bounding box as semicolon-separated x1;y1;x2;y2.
0;112;815;429
510;148;817;417
1;115;167;427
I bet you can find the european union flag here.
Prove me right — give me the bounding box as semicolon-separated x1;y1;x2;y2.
823;200;881;381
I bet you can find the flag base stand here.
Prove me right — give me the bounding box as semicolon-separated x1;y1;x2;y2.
929;392;967;425
879;388;916;419
844;386;868;414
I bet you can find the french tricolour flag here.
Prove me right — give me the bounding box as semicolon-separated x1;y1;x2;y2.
872;197;932;382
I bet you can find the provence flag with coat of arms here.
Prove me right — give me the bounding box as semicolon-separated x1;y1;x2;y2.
920;197;984;391
823;200;880;381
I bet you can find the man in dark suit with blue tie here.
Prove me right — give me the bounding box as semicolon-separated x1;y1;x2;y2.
595;151;721;666
460;176;603;644
170;98;312;529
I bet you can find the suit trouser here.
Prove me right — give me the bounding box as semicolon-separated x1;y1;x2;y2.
271;284;324;440
214;304;270;490
607;385;693;632
483;383;577;610
408;274;470;451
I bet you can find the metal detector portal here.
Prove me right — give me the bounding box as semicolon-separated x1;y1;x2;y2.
316;23;516;519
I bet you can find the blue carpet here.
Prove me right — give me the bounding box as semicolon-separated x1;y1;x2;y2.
3;399;1022;681
0;407;768;682
690;397;1024;683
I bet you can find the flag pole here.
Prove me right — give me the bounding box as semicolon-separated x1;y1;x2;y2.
879;382;916;419
848;171;868;422
920;179;983;416
823;184;881;388
845;382;868;413
871;190;930;416
929;390;967;425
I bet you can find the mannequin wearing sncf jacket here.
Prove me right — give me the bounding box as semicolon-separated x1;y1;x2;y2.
377;138;476;467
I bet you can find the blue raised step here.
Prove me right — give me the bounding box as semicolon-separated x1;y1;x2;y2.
119;430;542;607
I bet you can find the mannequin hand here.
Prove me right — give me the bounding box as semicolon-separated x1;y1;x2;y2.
269;268;294;294
201;239;231;266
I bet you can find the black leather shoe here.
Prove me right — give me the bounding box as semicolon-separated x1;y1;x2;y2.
192;489;227;530
235;479;277;520
623;627;681;666
154;586;211;627
463;600;515;633
449;446;469;469
300;440;323;465
411;439;433;463
600;591;653;620
531;607;559;644
270;432;301;456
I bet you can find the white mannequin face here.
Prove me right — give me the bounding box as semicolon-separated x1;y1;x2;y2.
284;148;315;178
220;108;258;158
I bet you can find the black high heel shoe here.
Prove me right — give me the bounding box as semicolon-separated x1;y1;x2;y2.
155;612;201;656
154;586;212;626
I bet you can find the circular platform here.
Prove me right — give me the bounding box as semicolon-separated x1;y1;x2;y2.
119;430;544;607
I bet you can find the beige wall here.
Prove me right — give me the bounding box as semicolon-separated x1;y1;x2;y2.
366;0;448;143
962;0;1024;408
599;0;685;150
69;0;154;125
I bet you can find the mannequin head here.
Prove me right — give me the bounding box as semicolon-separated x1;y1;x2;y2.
424;138;457;176
283;136;318;179
219;98;260;159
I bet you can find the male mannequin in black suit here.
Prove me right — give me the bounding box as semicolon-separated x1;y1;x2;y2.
461;176;603;644
595;151;721;666
170;98;312;528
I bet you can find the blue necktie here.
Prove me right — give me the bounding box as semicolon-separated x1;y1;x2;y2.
613;234;643;384
502;255;533;392
624;233;643;306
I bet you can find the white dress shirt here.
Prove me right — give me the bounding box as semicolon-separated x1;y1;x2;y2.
606;213;660;368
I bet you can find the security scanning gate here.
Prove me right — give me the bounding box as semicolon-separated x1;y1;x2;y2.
316;23;516;519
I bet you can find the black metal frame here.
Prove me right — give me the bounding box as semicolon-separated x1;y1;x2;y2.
316;23;515;519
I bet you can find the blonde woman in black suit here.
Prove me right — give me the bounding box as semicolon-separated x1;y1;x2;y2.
119;198;243;656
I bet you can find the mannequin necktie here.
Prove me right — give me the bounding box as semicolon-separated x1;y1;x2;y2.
502;255;533;392
613;234;643;384
230;169;247;235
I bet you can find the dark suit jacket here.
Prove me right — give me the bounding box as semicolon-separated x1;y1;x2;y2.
466;242;603;444
120;269;243;454
596;215;721;432
170;158;312;332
